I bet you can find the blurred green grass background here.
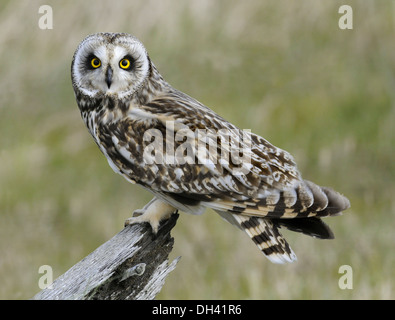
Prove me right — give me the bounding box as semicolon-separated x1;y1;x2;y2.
0;0;394;299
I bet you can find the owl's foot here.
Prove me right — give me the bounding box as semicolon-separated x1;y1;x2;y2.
125;197;176;234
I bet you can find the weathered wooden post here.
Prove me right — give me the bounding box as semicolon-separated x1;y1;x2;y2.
33;213;180;300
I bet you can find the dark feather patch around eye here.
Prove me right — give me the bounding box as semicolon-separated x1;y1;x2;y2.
86;54;99;70
119;54;135;71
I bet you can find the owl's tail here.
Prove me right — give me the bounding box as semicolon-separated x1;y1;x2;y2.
216;211;297;264
212;180;350;263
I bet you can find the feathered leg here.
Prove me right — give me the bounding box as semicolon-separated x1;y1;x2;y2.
125;197;176;234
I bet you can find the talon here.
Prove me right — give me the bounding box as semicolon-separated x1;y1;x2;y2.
132;209;144;217
124;216;159;234
124;197;176;234
124;217;137;227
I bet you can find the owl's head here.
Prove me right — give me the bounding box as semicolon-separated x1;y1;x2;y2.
71;33;151;100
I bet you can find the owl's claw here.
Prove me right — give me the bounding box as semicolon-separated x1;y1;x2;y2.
124;197;176;234
124;215;160;234
132;209;144;217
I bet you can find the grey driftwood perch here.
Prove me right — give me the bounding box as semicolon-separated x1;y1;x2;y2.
33;213;180;300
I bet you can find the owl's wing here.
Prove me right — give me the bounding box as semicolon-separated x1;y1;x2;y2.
107;91;349;264
117;90;349;221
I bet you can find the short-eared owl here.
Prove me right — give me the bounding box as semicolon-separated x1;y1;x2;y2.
71;33;350;263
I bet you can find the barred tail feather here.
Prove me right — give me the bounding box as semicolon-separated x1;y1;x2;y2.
218;212;297;264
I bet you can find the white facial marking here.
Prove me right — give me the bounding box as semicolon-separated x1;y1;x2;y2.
72;33;150;99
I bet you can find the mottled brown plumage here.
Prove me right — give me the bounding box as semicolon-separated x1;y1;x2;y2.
71;33;350;263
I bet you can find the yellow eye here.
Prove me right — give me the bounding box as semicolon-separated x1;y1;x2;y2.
119;58;131;70
91;57;101;68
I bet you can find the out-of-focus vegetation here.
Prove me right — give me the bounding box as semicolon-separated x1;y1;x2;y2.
0;0;394;299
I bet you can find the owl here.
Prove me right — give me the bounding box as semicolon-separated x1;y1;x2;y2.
71;33;350;264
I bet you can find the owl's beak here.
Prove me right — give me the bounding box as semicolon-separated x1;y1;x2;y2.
105;67;113;89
